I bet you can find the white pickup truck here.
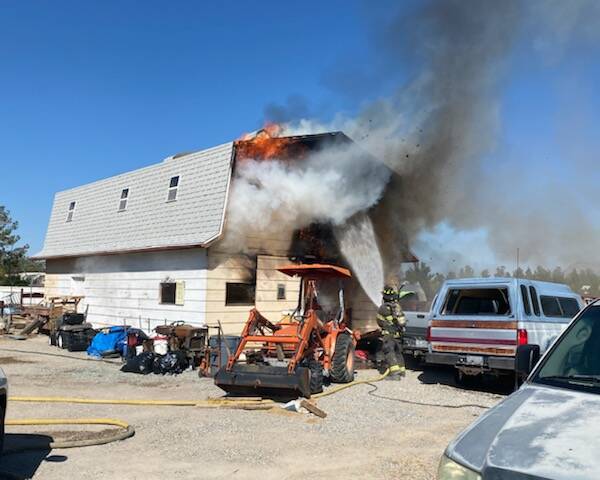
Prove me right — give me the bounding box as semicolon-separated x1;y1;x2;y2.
402;311;432;360
424;277;584;382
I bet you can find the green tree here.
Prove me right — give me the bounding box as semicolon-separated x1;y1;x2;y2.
566;268;582;293
431;273;446;296
459;265;475;278
551;266;566;284
405;262;435;300
494;266;511;277
524;267;533;279
0;206;29;285
513;267;525;278
533;266;552;281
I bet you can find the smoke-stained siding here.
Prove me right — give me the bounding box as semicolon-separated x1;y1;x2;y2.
45;249;208;331
204;252;301;333
36;142;234;259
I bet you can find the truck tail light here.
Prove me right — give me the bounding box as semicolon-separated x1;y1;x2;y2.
517;328;528;346
426;326;432;342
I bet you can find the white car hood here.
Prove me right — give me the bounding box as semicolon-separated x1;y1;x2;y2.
448;384;600;480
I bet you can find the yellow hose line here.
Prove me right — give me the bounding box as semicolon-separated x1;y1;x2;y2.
3;417;135;453
9;396;274;407
6;418;130;430
8;368;391;409
314;368;390;398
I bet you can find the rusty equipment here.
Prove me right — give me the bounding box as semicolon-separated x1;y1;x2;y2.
6;296;84;338
214;263;358;399
154;322;209;369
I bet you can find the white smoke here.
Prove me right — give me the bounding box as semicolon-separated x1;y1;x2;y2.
223;141;390;250
334;213;384;304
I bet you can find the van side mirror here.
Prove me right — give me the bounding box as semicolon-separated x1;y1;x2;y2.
516;344;541;376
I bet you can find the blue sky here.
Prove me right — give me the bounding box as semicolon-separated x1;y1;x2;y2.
1;1;598;267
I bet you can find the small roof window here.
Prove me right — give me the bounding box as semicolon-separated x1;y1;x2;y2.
66;201;76;222
118;188;129;211
167;176;179;202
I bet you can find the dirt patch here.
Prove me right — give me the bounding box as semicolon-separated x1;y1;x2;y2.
32;428;118;443
0;356;35;365
0;335;505;479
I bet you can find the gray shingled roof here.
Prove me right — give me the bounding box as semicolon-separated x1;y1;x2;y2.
35;142;234;259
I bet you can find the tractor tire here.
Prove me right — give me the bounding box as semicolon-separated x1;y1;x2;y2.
308;360;324;395
330;333;355;383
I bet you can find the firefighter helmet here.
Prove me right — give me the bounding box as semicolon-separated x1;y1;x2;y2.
382;284;399;302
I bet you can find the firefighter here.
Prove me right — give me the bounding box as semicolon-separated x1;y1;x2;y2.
376;284;406;379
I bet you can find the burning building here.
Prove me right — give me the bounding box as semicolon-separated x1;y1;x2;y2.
34;129;417;334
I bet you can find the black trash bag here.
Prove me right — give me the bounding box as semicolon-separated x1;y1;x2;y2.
153;351;189;375
121;351;156;375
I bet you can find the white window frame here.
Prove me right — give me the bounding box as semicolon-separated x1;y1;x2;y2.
167;175;180;202
66;201;76;222
118;188;129;212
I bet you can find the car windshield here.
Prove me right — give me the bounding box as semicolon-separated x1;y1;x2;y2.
534;305;600;392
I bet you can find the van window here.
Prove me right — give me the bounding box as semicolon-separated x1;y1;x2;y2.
530;286;541;316
520;285;531;316
442;288;511;316
535;306;600;392
541;296;580;318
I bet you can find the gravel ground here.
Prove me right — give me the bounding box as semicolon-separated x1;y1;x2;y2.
0;336;508;479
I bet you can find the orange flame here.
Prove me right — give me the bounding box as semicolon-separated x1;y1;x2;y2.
235;123;303;161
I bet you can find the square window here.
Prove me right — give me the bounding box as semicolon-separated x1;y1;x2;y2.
121;188;129;199
160;281;185;305
277;284;286;300
160;282;176;304
69;201;76;210
225;283;255;306
118;199;128;211
170;176;179;188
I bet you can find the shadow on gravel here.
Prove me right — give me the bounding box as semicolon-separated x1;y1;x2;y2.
417;365;514;396
0;433;65;479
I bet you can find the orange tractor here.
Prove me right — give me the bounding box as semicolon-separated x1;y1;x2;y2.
215;263;358;399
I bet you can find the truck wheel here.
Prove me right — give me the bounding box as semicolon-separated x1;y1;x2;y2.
454;369;479;388
308;360;324;394
57;332;64;349
330;333;355;383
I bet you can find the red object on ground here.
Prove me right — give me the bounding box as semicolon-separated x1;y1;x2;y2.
354;349;369;361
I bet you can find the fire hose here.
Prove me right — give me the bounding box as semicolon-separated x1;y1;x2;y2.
3;418;135;452
3;369;391;456
2;363;490;462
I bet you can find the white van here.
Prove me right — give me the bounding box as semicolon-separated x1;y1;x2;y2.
426;278;583;381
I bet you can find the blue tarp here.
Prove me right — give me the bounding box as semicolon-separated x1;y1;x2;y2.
87;326;127;357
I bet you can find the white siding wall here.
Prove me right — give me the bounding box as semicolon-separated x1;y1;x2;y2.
45;249;207;332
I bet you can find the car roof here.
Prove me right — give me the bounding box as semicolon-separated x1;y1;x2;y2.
443;277;577;295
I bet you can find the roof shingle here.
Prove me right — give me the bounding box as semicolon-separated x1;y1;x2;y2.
35;142;234;259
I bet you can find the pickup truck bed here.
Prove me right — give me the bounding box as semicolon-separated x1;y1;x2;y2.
403;311;431;358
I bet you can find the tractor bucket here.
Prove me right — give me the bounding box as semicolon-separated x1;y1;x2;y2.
214;364;311;399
